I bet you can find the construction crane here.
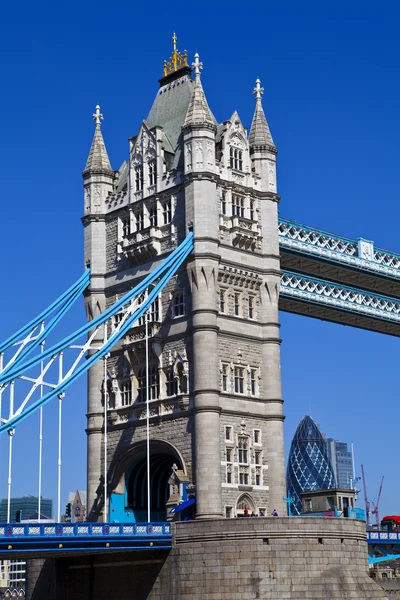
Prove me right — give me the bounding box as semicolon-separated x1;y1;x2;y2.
371;476;384;528
361;464;370;525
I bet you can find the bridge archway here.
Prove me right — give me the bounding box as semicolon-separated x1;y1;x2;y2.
111;439;186;522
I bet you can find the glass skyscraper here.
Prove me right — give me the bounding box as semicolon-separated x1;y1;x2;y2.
287;416;336;515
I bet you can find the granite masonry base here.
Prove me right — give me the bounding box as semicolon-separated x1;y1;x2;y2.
26;517;387;600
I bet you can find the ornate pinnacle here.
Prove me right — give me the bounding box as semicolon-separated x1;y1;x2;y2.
93;105;103;128
192;53;203;83
253;79;264;104
162;33;189;77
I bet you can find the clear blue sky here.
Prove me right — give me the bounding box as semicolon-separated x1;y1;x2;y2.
0;0;399;519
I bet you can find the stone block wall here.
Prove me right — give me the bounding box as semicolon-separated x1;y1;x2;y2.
27;518;387;600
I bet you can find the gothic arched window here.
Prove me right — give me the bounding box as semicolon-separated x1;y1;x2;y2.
150;366;159;400
166;370;178;397
148;160;157;186
120;379;132;406
135;166;143;191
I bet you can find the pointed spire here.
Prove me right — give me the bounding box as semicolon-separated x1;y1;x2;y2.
183;54;216;128
83;105;113;174
249;79;275;149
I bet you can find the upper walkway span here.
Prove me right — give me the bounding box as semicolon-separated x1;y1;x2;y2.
279;217;400;297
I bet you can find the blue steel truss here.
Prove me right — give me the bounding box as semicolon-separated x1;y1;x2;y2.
0;233;194;433
280;271;400;325
279;217;400;279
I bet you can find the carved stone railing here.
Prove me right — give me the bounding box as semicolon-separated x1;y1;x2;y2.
279;217;400;279
219;215;260;250
122;227;161;264
109;394;190;425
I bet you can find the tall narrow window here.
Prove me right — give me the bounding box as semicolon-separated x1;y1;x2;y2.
239;470;249;485
120;379;132;407
137;369;146;402
148;160;157;186
222;364;228;392
135;210;144;231
150;366;159;400
234;293;240;317
163;200;172;224
248;296;254;319
234;367;244;394
238;436;249;463
250;199;255;221
250;369;257;396
253;429;261;444
255;469;261;487
172;293;184;318
225;426;233;441
149;206;158;228
255;451;262;465
135;166;143;191
219;290;225;313
226;466;232;484
150;298;160;322
122;218;130;237
221;193;227;215
166;370;178;397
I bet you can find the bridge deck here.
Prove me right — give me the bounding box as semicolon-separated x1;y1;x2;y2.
0;522;172;558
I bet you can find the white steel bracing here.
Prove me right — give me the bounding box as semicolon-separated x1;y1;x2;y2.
0;233;194;434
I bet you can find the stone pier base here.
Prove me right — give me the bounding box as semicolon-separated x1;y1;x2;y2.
26;518;387;599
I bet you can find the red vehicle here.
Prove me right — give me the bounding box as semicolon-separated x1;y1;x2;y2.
381;516;400;532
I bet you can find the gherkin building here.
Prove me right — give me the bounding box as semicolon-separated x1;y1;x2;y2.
287;416;336;515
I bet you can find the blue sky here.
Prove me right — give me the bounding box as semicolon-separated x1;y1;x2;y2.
0;1;399;519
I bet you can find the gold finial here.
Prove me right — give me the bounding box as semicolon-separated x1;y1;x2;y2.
162;33;189;78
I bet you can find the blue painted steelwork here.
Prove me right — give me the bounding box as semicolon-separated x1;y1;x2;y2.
169;498;195;515
367;531;400;565
280;271;400;324
0;521;172;556
0;232;194;433
279;217;400;279
0;270;90;374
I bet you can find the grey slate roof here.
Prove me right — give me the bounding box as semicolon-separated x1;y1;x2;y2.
84;125;113;173
249;101;275;148
146;73;194;157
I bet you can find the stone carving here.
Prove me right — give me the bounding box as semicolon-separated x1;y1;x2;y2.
195;142;203;168
207;142;213;166
186;143;192;170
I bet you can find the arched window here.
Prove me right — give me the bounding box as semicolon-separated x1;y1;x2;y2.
149;206;158;227
137;369;146;402
148;160;157;186
150;366;160;400
122;217;130;237
166;370;178;397
135;166;143;191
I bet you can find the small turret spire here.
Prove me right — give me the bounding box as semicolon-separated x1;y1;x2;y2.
249;78;275;149
184;53;216;128
192;53;203;83
84;104;113;174
93;104;103;128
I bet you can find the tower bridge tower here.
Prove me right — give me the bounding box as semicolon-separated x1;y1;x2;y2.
83;35;286;521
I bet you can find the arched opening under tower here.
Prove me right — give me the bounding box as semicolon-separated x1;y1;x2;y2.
126;453;182;522
110;439;186;523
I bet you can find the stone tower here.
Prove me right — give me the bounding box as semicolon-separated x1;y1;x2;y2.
83;36;286;522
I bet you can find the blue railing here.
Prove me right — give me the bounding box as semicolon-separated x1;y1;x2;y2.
0;522;171;538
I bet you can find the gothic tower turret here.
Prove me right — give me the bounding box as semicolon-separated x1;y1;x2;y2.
82;106;114;519
183;54;222;519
